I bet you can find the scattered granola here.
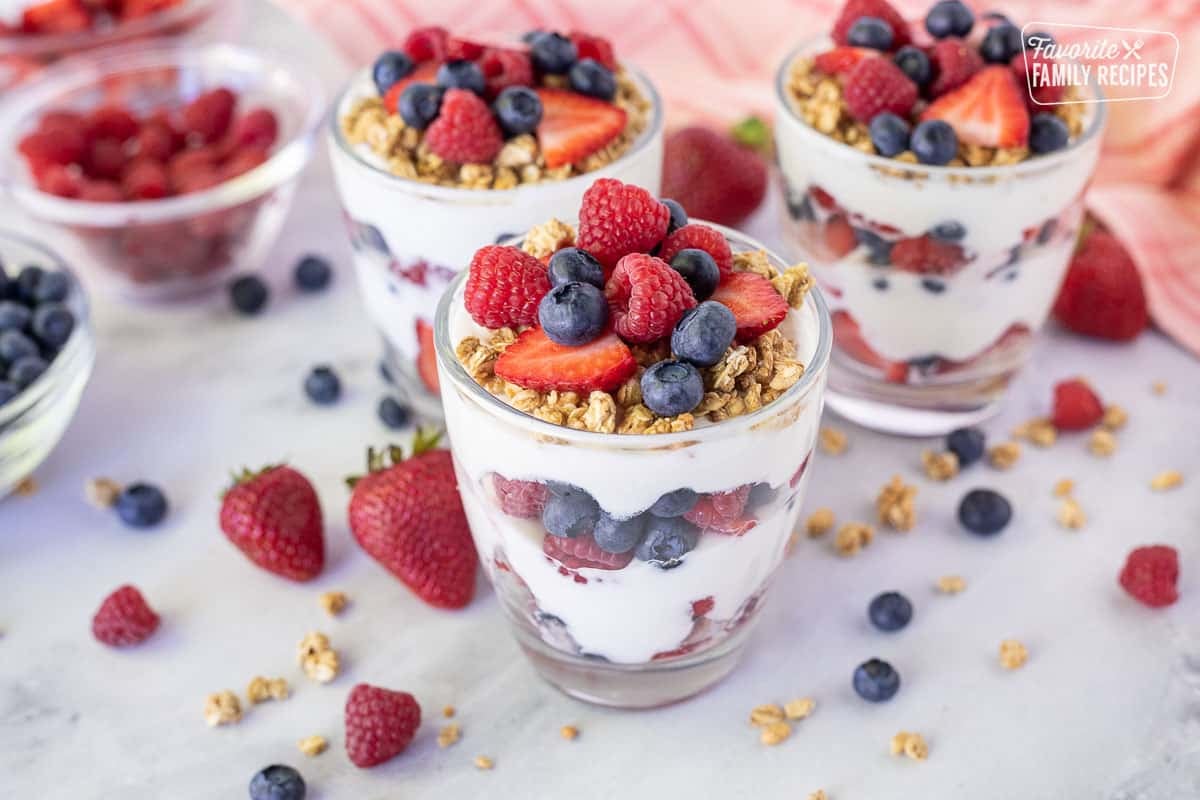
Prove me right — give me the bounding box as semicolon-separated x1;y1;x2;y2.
246;676;290;704
749;704;786;726
834;522;874;556
1101;404;1128;431
1056;497;1086;530
935;575;967;594
999;639;1029;670
474;755;494;770
560;725;579;741
14;476;36;496
318;591;349;616
298;735;328;757
1053;479;1075;498
437;723;461;749
784;697;816;720
806;508;836;538
876;475;917;531
442;705;456;718
988;441;1021;470
85;477;122;509
521;218;576;260
808;792;828;800
819;426;847;455
1151;381;1167;395
203;690;242;727
1151;470;1183;492
760;721;792;746
891;731;930;761
1088;429;1116;457
921;450;959;482
298;632;340;684
1014;417;1057;448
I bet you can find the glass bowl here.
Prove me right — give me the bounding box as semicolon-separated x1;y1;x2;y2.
0;42;325;301
0;230;95;497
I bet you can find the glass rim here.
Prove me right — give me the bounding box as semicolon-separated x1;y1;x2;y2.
0;0;221;58
327;60;664;200
773;37;1109;179
434;221;832;449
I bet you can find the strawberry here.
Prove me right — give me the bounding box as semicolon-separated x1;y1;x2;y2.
85;105;139;143
710;272;788;342
1052;229;1147;341
661;126;767;228
494;327;636;394
22;0;89;33
181;88;236;144
1011;53;1065;108
832;310;908;383
479;47;533;98
92;585;160;647
133;120;177;162
415;318;439;394
605;253;696;343
79;180;124;202
402;25;449;64
822;214;858;259
814;46;876;76
831;0;911;48
890;235;968;274
83;137;127;180
493;475;549;518
122;158;169;200
922;66;1029;148
424;89;504;164
344;683;421;768
576;177;670;270
18;128;86;171
569;31;617;71
1051;378;1103;431
844;58;917;122
382;62;439;114
928;37;983;97
534;88;626;170
347;430;477;609
231;107;279;150
684;485;756;535
219;465;325;582
543;533;635;570
463;244;550;329
657;224;733;275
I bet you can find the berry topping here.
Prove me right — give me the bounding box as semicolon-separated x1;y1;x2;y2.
640;359;704;417
576;178;671;270
492;86;543;136
928;37;984;97
7;356;46;389
383;61;440;114
925;0;974;39
494;476;549;519
182;88;235;144
568;31;617;71
893;46;932;87
930;220;967;241
424;89;504;164
847;16;894;51
1029;113;1070;153
548;247;604;289
534;88;627;170
980;22;1023;64
436;59;487;96
1011;52;1065;107
814;46;876;75
868;591;913;631
0;301;32;332
672;301;737;368
344;684;421;768
568;59;617;101
445;36;486;61
538;281;609;346
635;516;700;567
890;235;967;274
593;512;646;554
304;365;341;405
605;253;696;344
92;585;160;647
542;485;600;537
868;111;911;156
397;83;444;130
922;66;1029;148
649;488;699;518
661;198;688;233
832;0;911;49
1051;378;1103;431
1119;545;1179;608
843;57;918;123
668;249;721;303
115;483;168;528
402;26;448;63
479;48;535;98
464;244;551;329
910;119;958;165
1052;229;1147;341
249;765;306;800
294;255;332;292
220;466;325;582
529;31;577;74
229;274;269;315
853;658;900;702
0;329;36;363
958;488;1012;536
661;126;768;228
710;271;789;342
658;224;734;276
372;50;414;95
30;304;73;348
377;396;412;430
946;427;986;466
683;484;756;535
494;327;636;394
543;531;635;570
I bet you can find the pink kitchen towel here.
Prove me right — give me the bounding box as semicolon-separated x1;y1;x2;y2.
280;0;1200;357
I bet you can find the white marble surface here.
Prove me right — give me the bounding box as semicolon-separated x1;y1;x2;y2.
2;3;1200;798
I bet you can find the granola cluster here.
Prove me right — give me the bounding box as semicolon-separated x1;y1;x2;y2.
341;70;651;189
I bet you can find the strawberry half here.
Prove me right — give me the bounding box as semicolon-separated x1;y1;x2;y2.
814;46;877;76
1052;229;1148;341
535;88;626;169
383;62;439;114
922;66;1030;148
710;272;789;342
495;327;636;394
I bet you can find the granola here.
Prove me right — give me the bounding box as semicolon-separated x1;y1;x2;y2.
988;441;1021;470
805;507;836;537
1150;470;1183;491
935;575;966;594
876;475;917;531
246;676;290;704
298;632;340;684
818;425;847;455
891;731;930;761
203;691;242;727
85;477;122;509
921;450;959;481
784;697;816;720
298;735;328;757
834;522;874;556
999;639;1029;670
1056;497;1086;530
1088;429;1116;457
560;724;580;741
318;591;349;616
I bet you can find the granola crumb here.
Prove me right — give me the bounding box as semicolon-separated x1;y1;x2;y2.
203;690;242;727
921;450;960;481
246;676;290;704
438;723;461;748
1151;470;1183;491
1018;417;1058;448
988;441;1021;469
442;705;456;718
1056;497;1086;530
936;575;967;594
298;632;340;684
85;477;122;509
521;218;576;260
1053;478;1075;497
14;476;37;496
1101;404;1128;431
560;724;579;741
784;697;816;720
318;591;349;616
1151;380;1167;395
999;639;1029;670
819;426;847;455
474;755;494;770
834;522;874;556
298;735;328;757
749;704;786;726
805;508;835;538
759;720;792;746
876;475;917;531
808;791;828;800
903;732;930;760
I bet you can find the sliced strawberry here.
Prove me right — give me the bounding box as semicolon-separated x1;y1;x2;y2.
691;596;715;619
543;533;634;571
890;235;968;275
922;66;1030;148
535;88;626;169
811;186;838;210
710;272;788;343
822;214;858;260
383;62;439;114
832;310;908;383
22;0;90;34
814;46;876;75
415;318;440;394
494;327;636;394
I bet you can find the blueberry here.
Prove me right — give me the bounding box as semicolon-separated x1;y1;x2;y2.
640;360;703;417
648;488;698;518
868;112;911;157
529;31;577;74
853;658;900;702
0;380;17;406
371;50;414;95
568;58;616;100
0;329;37;363
377;396;411;429
868;591;913;632
492;86;543;136
671;301;736;368
520;29;544;44
115;483;168;528
0;301;29;332
945;427;985;466
249;764;306;800
31;303;74;348
668;249;720;302
229;275;268;315
31;271;69;304
924;0;974;38
398;83;443;130
378;359;394;384
872;277;889;291
854;227;893;264
593;512;645;554
1037;219;1058;245
911;119;958;165
437;59;486;95
635;516;699;566
748;482;777;509
847;16;894;50
547;247;604;289
661;198;688;233
538;282;608;346
930;220;966;241
1029;113;1070;154
921;278;946;294
893;46;932;87
786;189;815;221
15;265;44;303
980;23;1022;63
294;255;332;292
304;365;341;405
6;355;46;389
958;488;1012;536
542;486;600;537
1024;30;1055;50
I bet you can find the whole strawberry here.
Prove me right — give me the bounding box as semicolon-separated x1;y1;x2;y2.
345;683;422;768
347;430;477;609
661;127;767;228
220;465;325;582
1053;228;1148;341
92;585;160;647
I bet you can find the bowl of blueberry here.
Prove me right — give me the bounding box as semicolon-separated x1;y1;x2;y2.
0;230;95;497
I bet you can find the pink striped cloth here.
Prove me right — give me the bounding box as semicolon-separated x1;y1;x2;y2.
281;0;1200;357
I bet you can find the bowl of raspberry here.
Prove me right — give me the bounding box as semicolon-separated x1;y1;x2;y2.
0;42;324;301
773;0;1106;435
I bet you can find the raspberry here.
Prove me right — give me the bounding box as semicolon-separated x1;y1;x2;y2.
1051;379;1103;431
83;137;127;180
122;159;169;200
1119;545;1179;608
843;58;917;123
604;253;696;343
182;87;236;144
79;180;125;202
85;105;139;142
569;31;617;71
424;89;504;164
494;476;549;519
344;683;421;768
479;48;534;97
577;178;671;269
92;585;160;647
37;164;82;197
134;121;176;162
464;244;551;329
18;127;85;166
929;37;984;97
543;533;635;571
446;35;486;61
231;107;279;150
657;224;733;275
890;235;968;275
831;0;911;48
683;485;756;535
402;26;449;63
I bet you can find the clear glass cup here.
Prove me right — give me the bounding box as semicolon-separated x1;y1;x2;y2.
328;65;663;420
434;225;831;708
774;40;1106;435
